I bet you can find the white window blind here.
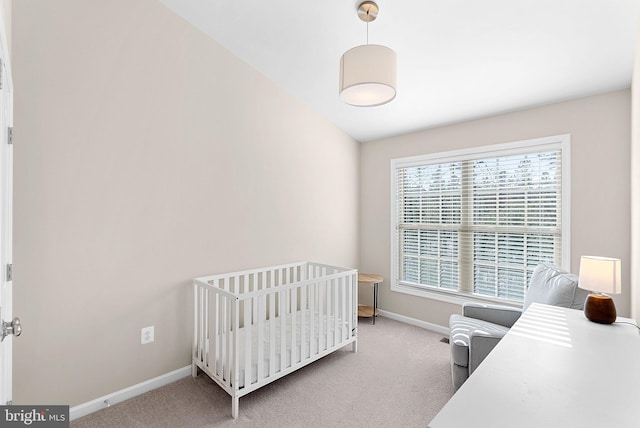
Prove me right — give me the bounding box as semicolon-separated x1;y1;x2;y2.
391;136;568;304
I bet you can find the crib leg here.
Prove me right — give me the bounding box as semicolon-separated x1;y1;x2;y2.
352;340;358;353
231;396;239;419
191;362;198;378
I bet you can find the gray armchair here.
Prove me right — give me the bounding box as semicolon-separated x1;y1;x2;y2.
449;263;589;391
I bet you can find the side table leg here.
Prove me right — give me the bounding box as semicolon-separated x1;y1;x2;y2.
373;282;378;325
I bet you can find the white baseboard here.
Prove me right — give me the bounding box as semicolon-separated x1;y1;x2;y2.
379;309;449;335
70;312;446;421
70;365;192;421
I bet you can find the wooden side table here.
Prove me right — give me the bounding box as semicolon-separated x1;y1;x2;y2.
358;273;382;325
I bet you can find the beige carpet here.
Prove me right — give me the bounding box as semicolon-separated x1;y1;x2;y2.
71;316;454;428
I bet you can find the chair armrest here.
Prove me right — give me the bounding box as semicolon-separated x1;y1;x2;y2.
468;329;508;375
463;302;522;328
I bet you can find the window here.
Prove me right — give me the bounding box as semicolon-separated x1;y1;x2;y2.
391;135;569;305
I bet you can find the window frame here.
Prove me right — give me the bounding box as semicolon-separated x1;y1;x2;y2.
389;134;571;307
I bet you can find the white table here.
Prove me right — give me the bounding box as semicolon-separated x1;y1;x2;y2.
429;303;640;428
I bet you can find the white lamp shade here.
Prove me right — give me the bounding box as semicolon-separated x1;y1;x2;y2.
578;256;621;294
339;44;397;107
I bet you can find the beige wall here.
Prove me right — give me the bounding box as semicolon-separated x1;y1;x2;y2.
632;23;640;323
360;90;631;327
12;0;359;405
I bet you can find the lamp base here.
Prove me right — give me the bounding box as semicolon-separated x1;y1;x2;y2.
584;293;617;324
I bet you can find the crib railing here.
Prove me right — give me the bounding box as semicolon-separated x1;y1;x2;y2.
193;262;358;418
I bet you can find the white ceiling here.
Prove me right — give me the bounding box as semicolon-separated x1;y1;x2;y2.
159;0;640;143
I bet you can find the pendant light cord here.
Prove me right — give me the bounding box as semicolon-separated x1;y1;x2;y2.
366;15;369;44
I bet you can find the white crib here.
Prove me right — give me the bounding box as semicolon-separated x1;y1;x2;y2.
192;261;358;418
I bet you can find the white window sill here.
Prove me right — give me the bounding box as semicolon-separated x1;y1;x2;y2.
392;281;524;309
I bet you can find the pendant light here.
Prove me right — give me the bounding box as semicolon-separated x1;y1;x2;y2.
339;1;397;107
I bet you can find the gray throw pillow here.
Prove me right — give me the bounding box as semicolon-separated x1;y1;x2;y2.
523;263;589;310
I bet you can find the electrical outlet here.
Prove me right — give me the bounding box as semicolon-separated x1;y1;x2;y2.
141;326;154;344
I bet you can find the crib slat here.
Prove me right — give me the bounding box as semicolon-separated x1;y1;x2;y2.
229;297;234;386
300;283;307;360
253;274;259;322
199;286;205;362
196;286;201;363
315;266;321;352
325;279;330;350
225;296;232;388
340;276;346;342
269;275;276;377
351;272;358;352
318;281;327;351
193;284;199;366
326;278;332;348
291;286;297;365
210;291;217;371
220;296;233;386
310;281;316;356
346;275;352;338
257;294;265;382
334;278;339;347
233;296;240;391
279;289;286;372
204;288;210;367
213;292;219;375
244;296;251;389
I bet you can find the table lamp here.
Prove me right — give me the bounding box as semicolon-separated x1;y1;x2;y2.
578;256;621;324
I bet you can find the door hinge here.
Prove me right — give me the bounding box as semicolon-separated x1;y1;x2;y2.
6;264;11;282
7;127;12;145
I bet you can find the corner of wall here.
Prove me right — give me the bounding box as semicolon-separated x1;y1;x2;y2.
630;16;640;324
1;0;10;60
